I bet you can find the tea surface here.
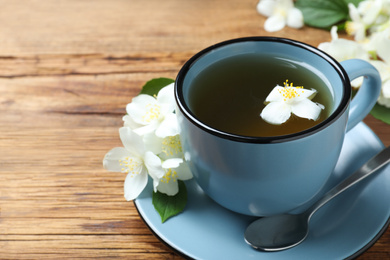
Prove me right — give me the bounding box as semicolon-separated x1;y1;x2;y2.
188;54;332;137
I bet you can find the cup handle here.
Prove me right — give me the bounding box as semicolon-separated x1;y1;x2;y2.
340;59;382;132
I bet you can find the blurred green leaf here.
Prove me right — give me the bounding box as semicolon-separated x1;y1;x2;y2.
370;103;390;124
139;77;174;96
296;0;349;28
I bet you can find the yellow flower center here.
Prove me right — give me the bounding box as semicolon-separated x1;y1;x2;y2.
142;103;161;123
119;156;142;176
162;135;182;156
279;80;304;101
160;168;178;183
345;21;356;36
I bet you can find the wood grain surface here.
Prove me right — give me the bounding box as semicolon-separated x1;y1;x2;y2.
0;0;389;259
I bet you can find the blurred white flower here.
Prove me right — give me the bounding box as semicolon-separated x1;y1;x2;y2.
346;0;389;40
358;0;383;25
318;26;370;87
370;60;390;107
318;26;370;61
345;3;368;41
370;27;390;62
357;27;390;99
257;0;303;32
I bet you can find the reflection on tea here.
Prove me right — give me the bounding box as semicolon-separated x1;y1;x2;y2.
188;54;332;137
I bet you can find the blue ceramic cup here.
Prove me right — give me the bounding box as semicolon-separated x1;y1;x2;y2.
175;37;381;216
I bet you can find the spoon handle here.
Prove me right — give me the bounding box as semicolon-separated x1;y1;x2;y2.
306;146;390;219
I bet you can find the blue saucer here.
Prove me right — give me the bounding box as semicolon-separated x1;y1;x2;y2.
135;123;390;259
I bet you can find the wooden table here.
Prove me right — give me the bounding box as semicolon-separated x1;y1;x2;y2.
1;0;389;259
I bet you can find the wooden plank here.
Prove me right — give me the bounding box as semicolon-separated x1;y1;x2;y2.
0;235;181;259
0;0;389;259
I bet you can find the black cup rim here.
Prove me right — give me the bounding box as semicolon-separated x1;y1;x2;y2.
175;37;351;144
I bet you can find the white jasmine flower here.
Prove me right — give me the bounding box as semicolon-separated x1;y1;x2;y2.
142;134;183;159
257;0;303;32
370;28;390;63
370;60;390;107
365;27;390;106
141;132;193;195
318;26;370;87
125;83;179;138
103;127;165;201
260;80;324;125
155;158;193;196
358;0;383;24
346;3;368;41
346;0;386;40
319;26;370;61
378;84;390;107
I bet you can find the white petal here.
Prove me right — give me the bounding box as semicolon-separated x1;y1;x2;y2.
132;121;159;136
378;81;390;106
162;158;184;169
257;0;276;17
348;3;361;22
123;114;142;129
142;133;163;154
319;38;369;62
159;135;184;160
359;0;382;25
295;88;317;100
291;99;323;120
318;42;332;54
378;93;390;108
369;60;390;82
264;14;286;32
144;151;165;179
351;77;363;88
354;27;367;41
119;127;145;155
287;7;303;29
175;162;193;181
382;79;390;98
265;86;284;103
375;29;390;64
155;113;180;138
124;167;148;201
260;101;292;125
126;94;159;125
103;147;129;172
156;180;179;196
157;83;175;109
330;26;339;40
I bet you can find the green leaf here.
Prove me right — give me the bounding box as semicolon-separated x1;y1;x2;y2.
370;103;390;125
152;181;188;223
295;0;349;28
139;77;174;96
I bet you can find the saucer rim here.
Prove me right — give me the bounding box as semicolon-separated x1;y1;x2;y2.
134;199;390;260
134;122;390;259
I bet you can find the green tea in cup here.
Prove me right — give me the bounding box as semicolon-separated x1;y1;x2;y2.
188;53;333;137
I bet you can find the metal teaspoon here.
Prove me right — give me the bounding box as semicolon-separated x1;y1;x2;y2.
244;146;390;252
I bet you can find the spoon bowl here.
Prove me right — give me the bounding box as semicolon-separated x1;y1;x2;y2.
244;146;390;251
245;214;309;251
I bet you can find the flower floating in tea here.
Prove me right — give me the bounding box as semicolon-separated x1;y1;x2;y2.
260;80;324;125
